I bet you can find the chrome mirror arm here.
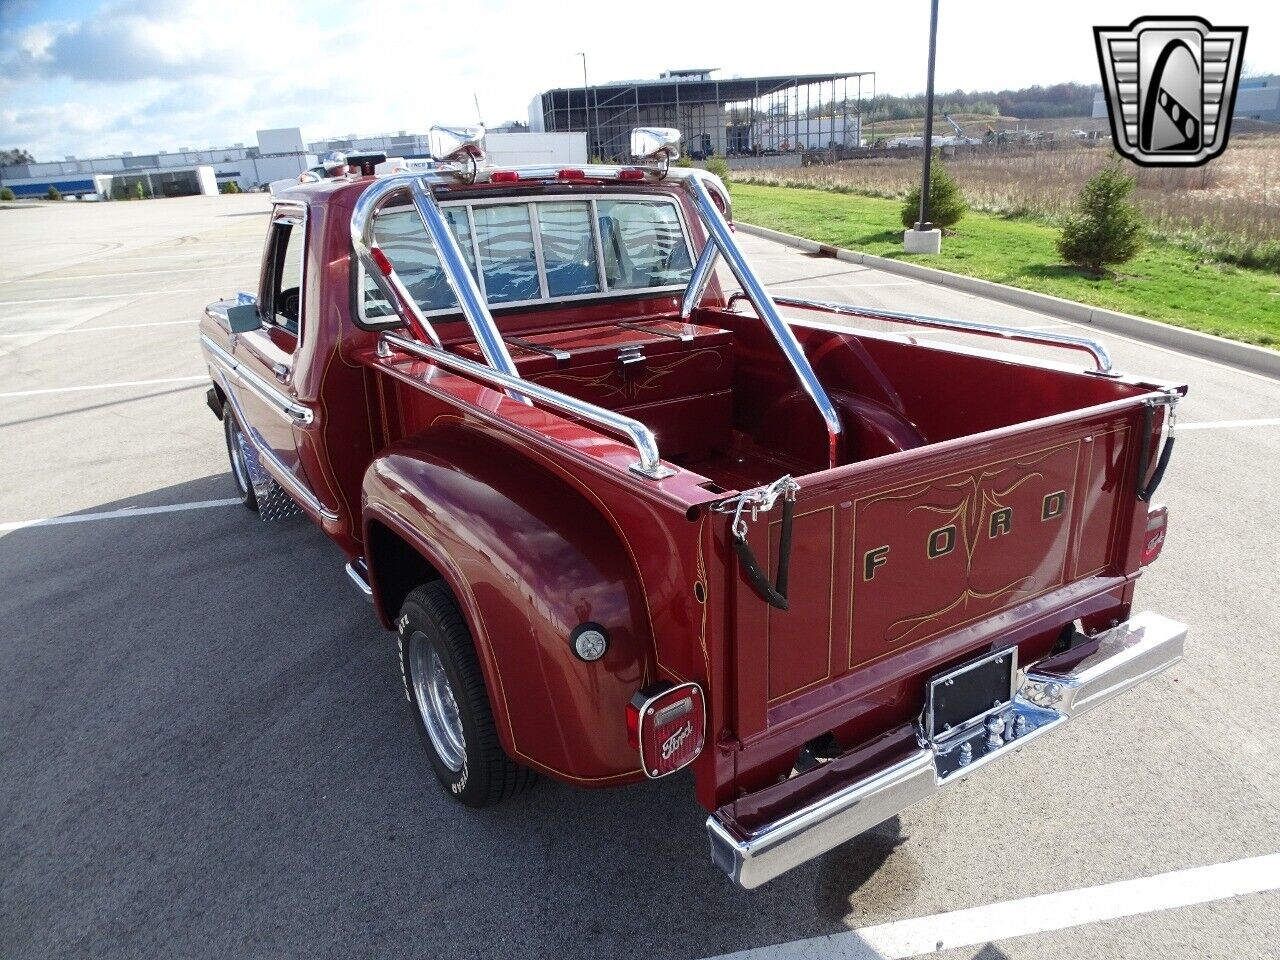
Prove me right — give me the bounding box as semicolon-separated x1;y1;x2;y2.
683;173;843;469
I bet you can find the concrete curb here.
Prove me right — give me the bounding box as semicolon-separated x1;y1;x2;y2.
737;221;1280;380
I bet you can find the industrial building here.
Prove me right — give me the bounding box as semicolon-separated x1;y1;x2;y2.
0;126;587;199
529;68;873;162
0;128;316;198
1091;75;1280;125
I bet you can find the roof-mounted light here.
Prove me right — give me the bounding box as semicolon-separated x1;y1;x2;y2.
556;168;586;181
490;170;521;183
617;168;646;181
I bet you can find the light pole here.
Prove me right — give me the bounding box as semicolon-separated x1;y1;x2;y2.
578;52;593;159
906;0;942;253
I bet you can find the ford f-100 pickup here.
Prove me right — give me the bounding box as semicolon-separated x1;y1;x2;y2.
200;126;1187;888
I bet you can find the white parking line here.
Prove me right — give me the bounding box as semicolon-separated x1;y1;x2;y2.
0;375;207;398
703;853;1280;960
0;288;226;306
1178;418;1280;431
770;280;918;290
1;265;247;284
0;498;241;534
0;319;197;338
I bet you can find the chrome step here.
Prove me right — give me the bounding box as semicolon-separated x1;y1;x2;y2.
345;560;373;602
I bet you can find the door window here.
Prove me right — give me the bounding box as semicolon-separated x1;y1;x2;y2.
267;213;306;336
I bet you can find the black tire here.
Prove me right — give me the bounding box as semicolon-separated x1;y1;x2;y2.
223;412;259;512
398;582;536;807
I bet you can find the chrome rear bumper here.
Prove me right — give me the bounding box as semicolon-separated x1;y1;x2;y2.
707;611;1187;889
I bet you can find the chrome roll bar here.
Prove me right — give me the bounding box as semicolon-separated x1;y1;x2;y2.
681;240;719;320
381;332;675;481
350;173;527;401
683;174;843;469
757;295;1114;374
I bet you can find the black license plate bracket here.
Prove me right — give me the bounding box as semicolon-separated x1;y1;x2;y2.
926;647;1018;742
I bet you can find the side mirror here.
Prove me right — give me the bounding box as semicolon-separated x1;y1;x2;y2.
226;303;261;333
630;127;682;162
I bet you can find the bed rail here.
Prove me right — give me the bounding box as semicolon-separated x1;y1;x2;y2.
380;332;675;481
744;295;1114;374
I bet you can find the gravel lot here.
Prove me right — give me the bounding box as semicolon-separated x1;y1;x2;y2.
1;193;1277;960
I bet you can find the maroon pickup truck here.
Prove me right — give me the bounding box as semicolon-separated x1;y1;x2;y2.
200;126;1187;887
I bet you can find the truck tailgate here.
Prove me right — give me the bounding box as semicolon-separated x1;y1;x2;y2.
725;394;1171;745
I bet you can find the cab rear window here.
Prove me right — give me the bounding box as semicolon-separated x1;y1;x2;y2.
360;195;692;322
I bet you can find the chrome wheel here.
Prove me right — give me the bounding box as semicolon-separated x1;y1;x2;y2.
410;634;466;772
228;417;251;494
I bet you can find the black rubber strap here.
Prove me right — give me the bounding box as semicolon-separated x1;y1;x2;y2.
1136;401;1175;503
732;497;796;611
1140;436;1175;503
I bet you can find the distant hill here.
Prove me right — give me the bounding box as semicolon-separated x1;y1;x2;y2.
843;83;1101;122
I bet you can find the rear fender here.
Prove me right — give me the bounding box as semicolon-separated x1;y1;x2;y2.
362;423;654;785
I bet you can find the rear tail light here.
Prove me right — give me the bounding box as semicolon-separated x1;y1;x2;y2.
1141;504;1168;566
626;682;705;778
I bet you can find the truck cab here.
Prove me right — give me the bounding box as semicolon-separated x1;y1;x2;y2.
201;126;1187;888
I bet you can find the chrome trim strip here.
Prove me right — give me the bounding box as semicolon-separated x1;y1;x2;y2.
208;367;339;523
380;332;675;481
681;239;719;319
707;611;1186;888
764;295;1114;374
200;334;314;425
684;173;843;469
527;202;551;301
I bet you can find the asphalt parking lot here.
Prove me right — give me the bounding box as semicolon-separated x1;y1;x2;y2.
1;193;1277;960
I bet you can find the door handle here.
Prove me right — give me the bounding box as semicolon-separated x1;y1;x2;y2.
272;362;290;382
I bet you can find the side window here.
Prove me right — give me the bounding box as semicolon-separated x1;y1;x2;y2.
268;215;305;336
472;204;541;305
361;207;475;320
596;199;693;291
537;201;600;297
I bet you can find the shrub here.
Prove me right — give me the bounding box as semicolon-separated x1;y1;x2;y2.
1057;161;1145;274
134;181;146;200
46;185;61;201
674;154;694;168
704;156;731;190
900;157;967;230
227;180;240;194
0;186;14;201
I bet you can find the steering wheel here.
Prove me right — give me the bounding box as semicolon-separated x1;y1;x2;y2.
278;287;300;323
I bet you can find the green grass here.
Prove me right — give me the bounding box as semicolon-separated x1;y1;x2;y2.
731;183;1280;349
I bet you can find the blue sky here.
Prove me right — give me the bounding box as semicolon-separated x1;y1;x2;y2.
1;0;1275;160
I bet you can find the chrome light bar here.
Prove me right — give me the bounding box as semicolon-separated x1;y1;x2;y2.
763;296;1114;374
381;332;674;481
350;172;526;402
683;173;844;469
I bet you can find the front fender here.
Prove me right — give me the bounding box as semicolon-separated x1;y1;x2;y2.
362;423;654;785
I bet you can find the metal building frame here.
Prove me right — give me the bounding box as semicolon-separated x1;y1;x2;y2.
535;71;874;161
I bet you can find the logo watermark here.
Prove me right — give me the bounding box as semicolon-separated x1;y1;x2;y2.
1094;16;1247;167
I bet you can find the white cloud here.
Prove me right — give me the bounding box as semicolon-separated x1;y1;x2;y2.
0;0;1276;161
